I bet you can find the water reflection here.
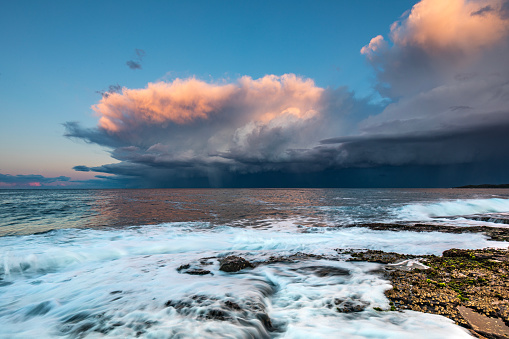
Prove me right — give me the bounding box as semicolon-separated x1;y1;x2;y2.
1;188;509;236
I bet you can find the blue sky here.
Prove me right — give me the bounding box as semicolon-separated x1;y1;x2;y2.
2;0;509;188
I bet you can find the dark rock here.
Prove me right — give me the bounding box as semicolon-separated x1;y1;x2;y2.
219;256;253;272
176;264;190;271
347;249;416;264
185;269;211;275
205;309;228;321
224;300;242;310
351;222;509;242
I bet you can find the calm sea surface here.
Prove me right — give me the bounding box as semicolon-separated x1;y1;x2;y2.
1;188;509;338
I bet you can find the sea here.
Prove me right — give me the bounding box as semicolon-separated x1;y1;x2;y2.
1;188;509;338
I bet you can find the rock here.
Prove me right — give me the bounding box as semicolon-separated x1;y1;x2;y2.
176;264;190;271
185;269;211;275
224;300;242;310
336;300;368;313
457;306;509;339
205;309;228;321
176;263;212;275
347;249;416;264
443;249;473;258
219;256;253;272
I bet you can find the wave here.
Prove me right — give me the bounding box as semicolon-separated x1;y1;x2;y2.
0;223;477;338
395;198;509;221
1;222;506;281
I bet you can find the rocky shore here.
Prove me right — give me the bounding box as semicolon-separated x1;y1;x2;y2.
173;225;509;338
352;222;509;241
348;248;509;339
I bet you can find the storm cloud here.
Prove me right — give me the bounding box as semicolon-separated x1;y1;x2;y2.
66;0;509;187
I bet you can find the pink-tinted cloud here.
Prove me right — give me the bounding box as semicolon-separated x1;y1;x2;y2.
390;0;509;53
361;0;509;98
360;35;388;59
362;0;509;59
93;74;323;133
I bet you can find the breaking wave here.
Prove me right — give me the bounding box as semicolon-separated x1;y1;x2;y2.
395;198;509;221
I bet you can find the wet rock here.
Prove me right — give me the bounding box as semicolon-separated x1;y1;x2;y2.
352;222;509;242
346;249;417;264
335;299;369;313
205;309;228;321
374;248;509;334
185;269;211;275
219;256;253;272
176;264;190;271
224;300;242;310
176;263;212;275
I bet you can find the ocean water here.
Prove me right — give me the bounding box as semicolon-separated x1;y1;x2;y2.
1;188;509;338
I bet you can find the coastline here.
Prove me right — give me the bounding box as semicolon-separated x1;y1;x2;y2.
347;247;509;339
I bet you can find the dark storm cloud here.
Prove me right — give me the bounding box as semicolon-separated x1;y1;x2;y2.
126;48;145;70
319;122;509;167
64;121;126;148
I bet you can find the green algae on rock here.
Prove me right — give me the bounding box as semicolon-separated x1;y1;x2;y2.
380;248;509;338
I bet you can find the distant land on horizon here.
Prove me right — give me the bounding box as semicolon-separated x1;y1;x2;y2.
455;184;509;189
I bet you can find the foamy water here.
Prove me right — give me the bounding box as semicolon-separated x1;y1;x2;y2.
1;222;506;338
2;188;509;338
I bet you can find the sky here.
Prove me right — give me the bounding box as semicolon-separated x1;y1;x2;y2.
1;0;509;188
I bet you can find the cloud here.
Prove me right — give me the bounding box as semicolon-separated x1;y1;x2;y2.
65;0;509;188
126;48;145;70
471;5;494;16
0;173;71;188
390;0;508;52
96;84;122;99
66;74;382;186
361;0;509;98
340;0;509;180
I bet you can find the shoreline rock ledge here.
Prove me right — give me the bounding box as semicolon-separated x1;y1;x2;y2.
350;248;509;339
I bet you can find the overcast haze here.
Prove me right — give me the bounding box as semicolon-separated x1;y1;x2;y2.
1;0;509;188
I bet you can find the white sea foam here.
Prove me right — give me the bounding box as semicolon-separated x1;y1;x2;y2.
0;223;497;338
395;198;509;221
